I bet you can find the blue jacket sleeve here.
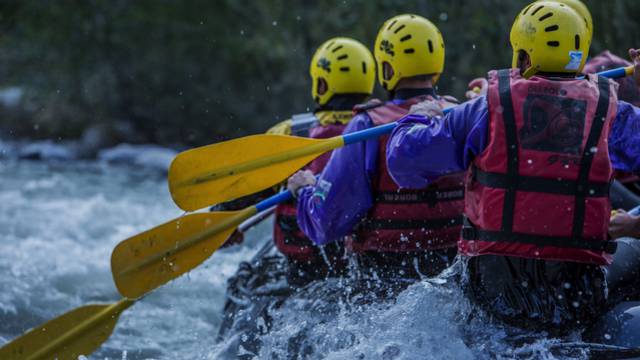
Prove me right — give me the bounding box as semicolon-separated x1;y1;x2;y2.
609;101;640;174
386;96;489;189
295;113;378;245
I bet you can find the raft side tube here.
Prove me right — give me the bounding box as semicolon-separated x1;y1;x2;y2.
584;301;640;348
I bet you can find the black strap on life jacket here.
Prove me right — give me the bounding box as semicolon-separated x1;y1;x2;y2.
367;184;464;230
468;69;614;254
276;215;314;247
471;166;610;197
360;216;462;231
461;217;617;253
498;69;519;233
572;76;611;241
373;187;464;206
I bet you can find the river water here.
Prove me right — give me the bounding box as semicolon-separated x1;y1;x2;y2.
0;160;585;359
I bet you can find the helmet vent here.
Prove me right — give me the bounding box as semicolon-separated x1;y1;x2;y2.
332;45;344;53
362;61;367;74
539;13;553;21
547;41;560;47
531;5;544;16
387;20;398;31
574;35;580;49
522;4;534;15
340;66;350;72
393;24;406;34
337;54;348;60
404;48;415;54
428;40;434;53
325;41;335;50
400;34;412;42
544;25;558;32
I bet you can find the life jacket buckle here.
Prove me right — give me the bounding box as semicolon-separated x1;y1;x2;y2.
461;217;478;240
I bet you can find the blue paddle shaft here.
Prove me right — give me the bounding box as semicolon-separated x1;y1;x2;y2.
341;107;455;145
342;122;397;145
597;67;628;79
255;190;293;212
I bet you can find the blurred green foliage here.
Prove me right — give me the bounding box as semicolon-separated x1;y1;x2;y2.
0;0;637;146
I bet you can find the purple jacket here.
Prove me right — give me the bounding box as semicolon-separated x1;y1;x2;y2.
386;96;640;189
295;112;379;245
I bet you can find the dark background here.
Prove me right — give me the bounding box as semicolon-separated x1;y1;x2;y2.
0;0;636;147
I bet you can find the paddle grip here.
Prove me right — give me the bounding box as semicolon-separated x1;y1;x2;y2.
255;190;293;212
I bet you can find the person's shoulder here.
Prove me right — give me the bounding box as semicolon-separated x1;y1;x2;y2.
616;100;639;116
347;110;375;130
353;98;385;114
450;94;487;113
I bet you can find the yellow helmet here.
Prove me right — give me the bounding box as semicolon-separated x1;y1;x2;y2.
310;37;375;105
539;0;592;40
374;14;445;91
511;1;590;78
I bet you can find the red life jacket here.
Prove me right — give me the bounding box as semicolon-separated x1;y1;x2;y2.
349;95;466;253
461;69;619;265
273;112;349;262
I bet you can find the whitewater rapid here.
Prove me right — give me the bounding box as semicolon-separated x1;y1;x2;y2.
0;160;578;359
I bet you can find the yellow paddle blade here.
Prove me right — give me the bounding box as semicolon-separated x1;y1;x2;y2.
0;299;134;360
111;209;254;299
168;134;342;211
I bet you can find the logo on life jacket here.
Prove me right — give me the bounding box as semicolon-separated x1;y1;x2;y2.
529;85;568;97
520;95;586;155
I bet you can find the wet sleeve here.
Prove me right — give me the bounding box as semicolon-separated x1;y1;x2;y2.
609;101;640;174
295;114;377;245
386;96;489;189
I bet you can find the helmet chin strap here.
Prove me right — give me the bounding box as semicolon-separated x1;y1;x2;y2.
522;65;539;79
